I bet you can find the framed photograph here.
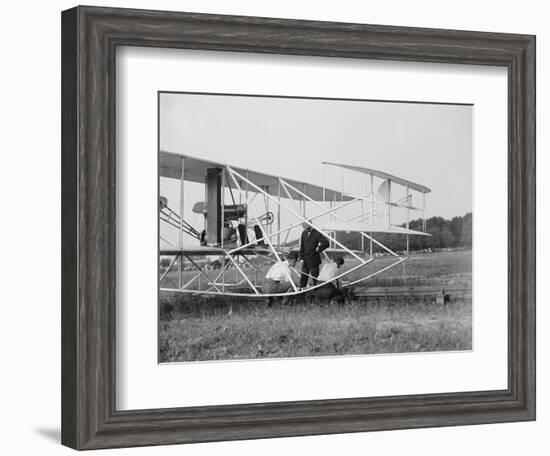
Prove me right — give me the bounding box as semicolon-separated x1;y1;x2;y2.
61;6;535;450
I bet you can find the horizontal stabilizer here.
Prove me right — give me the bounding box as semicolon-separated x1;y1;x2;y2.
388;202;422;211
323;161;431;194
320;222;430;236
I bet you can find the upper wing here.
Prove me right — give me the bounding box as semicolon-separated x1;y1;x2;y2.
160;151;353;202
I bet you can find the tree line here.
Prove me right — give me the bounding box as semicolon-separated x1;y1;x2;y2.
336;212;472;253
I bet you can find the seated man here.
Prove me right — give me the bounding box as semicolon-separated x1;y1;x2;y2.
314;256;346;304
264;251;299;306
222;222;238;246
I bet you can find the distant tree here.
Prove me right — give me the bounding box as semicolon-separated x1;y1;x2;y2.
460;212;473;247
432;226;455;248
450;216;463;247
426;225;440;249
334;212;473;253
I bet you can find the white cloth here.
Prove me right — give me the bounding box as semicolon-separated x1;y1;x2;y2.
265;260;292;283
317;263;339;283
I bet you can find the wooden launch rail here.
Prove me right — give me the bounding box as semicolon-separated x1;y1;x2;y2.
352;285;472;304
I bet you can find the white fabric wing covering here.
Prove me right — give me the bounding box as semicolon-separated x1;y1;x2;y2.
320;222;430;236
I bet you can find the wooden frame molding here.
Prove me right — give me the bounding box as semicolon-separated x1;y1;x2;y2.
61;6;535;450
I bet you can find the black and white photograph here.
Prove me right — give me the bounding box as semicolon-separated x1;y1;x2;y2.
0;0;542;453
158;92;473;363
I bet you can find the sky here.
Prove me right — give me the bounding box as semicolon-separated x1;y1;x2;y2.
159;92;472;245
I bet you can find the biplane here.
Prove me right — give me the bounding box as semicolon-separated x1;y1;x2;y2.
159;151;430;298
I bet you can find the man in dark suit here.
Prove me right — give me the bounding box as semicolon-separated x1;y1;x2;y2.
299;221;329;288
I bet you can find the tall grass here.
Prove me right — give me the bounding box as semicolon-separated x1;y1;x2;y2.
160;300;471;362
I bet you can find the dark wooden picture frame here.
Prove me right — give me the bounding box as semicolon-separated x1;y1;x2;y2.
61;6;535;450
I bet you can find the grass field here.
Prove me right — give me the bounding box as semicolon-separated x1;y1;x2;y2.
159;250;472;362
